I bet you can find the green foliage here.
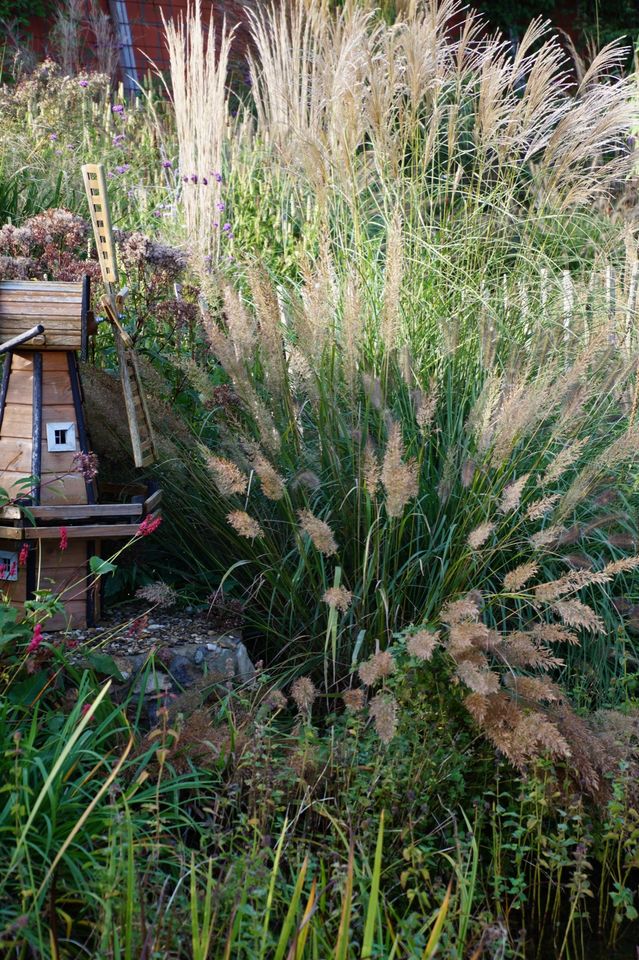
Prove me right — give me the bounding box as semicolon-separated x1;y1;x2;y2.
0;0;48;23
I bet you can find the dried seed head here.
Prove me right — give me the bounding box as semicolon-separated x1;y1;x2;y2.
369;692;398;744
298;509;338;556
207;455;247;497
468;521;495;550
525;494;560;521
503;562;539;592
500;474;530;513
226;510;264;540
290;676;317;713
322;586;353;612
253;452;285;500
381;421;419;518
342;687;366;712
406;630;440;661
358;649;396;686
136;582;177;608
363;441;381;495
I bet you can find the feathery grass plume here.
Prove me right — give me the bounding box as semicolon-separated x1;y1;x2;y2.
460;458;476;488
500;474;530;513
368;692;398;744
298;509;338;556
530;623;580;645
530;523;566;548
201;308;281;454
162;0;232;265
358;650;396;686
406;630;440;661
249;267;286;396
206;454;247;497
456;660;500;695
467;522;495;550
362;440;381;496
466;374;502;454
498;633;564;670
290;676;317;714
505;675;563;703
440;596;481;625
509;713;571;764
136;582;177;608
503;562;539;592
342;687;366;713
526;494;561;520
226;510;263;540
381;210;403;354
223;285;256;362
381;421;419;518
412;380;438;432
342;271;362;390
322;585;353;612
490;380;552;466
288;348;315;397
252;452;285;501
542;437;589;485
552;599;605;634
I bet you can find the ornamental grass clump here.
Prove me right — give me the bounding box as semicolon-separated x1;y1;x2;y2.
163;261;639;770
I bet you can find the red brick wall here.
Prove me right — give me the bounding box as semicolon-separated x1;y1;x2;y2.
25;1;253;78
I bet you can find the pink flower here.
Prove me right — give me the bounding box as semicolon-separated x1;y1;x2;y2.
59;527;68;551
137;515;162;537
18;544;29;566
27;623;43;655
81;703;92;718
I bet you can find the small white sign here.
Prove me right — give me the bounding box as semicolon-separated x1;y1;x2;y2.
0;550;18;581
46;422;77;452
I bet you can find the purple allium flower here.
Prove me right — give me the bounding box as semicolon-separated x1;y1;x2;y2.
49;133;58;142
182;175;189;182
190;174;198;183
162;159;172;168
213;221;219;228
202;176;208;185
112;104;125;114
114;164;130;175
213;172;222;183
112;133;126;146
222;223;231;232
216;201;225;211
79;79;89;88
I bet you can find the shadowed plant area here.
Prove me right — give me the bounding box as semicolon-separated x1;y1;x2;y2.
2;0;639;957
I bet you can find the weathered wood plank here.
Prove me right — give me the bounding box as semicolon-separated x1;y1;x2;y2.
0;522;141;540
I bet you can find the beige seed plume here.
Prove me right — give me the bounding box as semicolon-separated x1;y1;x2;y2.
298;509;338;556
253;452;285;500
526;494;560;521
406;630;440;661
456;660;500;695
468;522;495;550
500;474;530;513
207;455;247;497
369;692;398;744
542;438;588;485
363;441;381;496
290;676;317;713
358;649;396;686
322;586;353;612
226;510;263;540
552;599;604;634
503;562;539;592
381;421;419;518
342;688;366;713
